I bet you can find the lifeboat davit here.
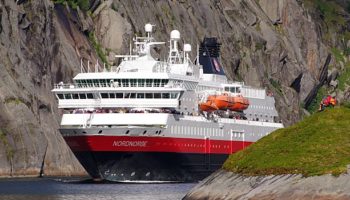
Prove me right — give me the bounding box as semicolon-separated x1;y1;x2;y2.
199;94;249;112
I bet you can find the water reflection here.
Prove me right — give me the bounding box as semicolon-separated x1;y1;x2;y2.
0;178;195;200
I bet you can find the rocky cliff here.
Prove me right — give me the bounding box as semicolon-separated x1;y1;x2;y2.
0;0;348;176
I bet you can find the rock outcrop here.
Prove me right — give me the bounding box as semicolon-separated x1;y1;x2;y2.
184;169;350;200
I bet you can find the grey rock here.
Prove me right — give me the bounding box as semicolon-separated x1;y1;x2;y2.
184;170;350;200
330;80;338;88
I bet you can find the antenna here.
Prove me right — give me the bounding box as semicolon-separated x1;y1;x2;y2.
80;58;83;73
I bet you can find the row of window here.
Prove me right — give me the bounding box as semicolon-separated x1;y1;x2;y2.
75;79;169;88
100;92;179;99
224;87;241;93
57;93;94;100
56;92;179;100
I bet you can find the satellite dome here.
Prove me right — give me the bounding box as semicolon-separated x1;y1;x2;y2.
170;30;180;40
184;44;192;52
145;23;153;33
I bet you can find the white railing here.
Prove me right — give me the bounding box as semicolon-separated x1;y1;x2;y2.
61;113;170;126
58;99;179;109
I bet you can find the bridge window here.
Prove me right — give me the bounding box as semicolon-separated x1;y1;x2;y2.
57;94;64;99
87;93;94;99
101;93;108;98
116;93;123;98
72;93;79;99
137;93;145;98
162;93;170;99
64;94;72;99
79;93;86;99
109;93;115;98
170;93;178;99
146;93;153;99
154;93;161;99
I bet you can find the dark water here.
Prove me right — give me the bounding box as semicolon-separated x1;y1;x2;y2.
0;178;195;200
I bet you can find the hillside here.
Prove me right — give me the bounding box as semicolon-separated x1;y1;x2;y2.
223;106;350;176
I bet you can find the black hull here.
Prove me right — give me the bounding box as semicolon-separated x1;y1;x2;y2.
73;151;228;182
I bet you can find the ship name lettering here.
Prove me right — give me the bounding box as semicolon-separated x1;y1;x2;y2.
113;141;148;147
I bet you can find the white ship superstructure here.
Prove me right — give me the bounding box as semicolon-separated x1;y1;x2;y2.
52;24;283;182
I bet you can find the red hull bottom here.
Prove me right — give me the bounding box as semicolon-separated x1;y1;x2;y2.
64;136;252;182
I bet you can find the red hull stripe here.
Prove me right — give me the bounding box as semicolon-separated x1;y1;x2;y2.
64;135;253;154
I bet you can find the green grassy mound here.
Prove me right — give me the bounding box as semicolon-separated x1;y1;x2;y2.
223;107;350;176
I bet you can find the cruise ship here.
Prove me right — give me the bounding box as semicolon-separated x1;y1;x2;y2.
52;24;283;182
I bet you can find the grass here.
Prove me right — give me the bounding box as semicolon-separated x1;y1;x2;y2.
337;62;350;91
223;107;350;177
307;87;326;113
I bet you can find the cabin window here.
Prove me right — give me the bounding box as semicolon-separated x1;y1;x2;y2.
87;79;93;87
225;87;230;92
146;79;152;87
79;93;86;99
138;79;145;87
236;87;241;93
57;94;64;99
161;79;168;87
87;93;94;99
146;93;153;99
154;79;161;87
121;79;129;87
93;79;99;87
101;93;108;98
130;79;137;87
116;93;123;98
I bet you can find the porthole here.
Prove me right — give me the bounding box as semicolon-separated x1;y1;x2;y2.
156;131;159;134
159;130;162;134
126;130;130;134
98;130;102;134
143;130;147;135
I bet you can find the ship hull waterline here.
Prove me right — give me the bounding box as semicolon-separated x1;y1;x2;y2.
63;135;252;182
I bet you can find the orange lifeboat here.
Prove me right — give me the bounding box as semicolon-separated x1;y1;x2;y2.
199;96;218;112
201;93;249;112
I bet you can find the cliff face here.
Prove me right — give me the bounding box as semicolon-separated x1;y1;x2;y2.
103;0;343;125
0;0;348;176
0;0;93;176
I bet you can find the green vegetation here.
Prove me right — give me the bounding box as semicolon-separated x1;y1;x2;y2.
4;97;24;105
307;87;326;113
87;32;110;68
223;107;350;176
337;63;350;91
269;78;283;95
0;129;14;162
52;0;90;11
